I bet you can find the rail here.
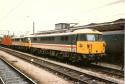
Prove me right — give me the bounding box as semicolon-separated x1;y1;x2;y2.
0;46;124;84
0;56;37;84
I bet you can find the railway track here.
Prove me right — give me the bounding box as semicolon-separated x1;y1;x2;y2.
8;47;124;79
0;56;37;84
89;64;124;77
18;47;124;78
0;46;124;84
72;63;124;80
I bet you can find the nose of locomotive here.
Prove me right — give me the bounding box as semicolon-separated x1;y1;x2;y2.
87;42;105;54
77;41;105;54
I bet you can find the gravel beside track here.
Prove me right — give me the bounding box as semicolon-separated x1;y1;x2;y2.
0;47;124;84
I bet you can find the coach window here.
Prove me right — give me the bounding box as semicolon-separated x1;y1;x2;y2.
24;38;27;42
61;36;64;41
61;36;68;41
40;37;43;41
17;39;19;41
16;38;20;41
33;37;37;41
12;39;14;41
21;38;23;41
51;37;55;40
47;37;49;40
15;39;17;41
19;38;22;42
64;36;67;40
48;37;52;41
42;37;46;41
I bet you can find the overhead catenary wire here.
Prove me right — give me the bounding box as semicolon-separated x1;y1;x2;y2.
83;12;125;22
0;0;124;23
96;0;125;9
0;0;25;23
0;0;124;35
86;0;125;13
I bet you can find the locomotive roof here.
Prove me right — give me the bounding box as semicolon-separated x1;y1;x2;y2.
27;29;102;38
12;29;101;39
73;29;101;34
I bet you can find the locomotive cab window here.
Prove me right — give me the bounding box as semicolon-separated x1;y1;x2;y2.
86;34;95;41
78;34;102;41
86;34;102;41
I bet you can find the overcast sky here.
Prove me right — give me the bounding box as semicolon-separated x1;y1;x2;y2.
0;0;125;35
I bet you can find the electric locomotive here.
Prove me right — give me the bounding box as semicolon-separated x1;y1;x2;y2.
9;29;106;63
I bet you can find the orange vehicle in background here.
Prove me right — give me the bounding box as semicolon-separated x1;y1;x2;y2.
1;35;12;46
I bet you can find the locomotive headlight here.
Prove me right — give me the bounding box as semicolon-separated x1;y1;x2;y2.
87;44;92;48
79;43;83;47
87;44;90;48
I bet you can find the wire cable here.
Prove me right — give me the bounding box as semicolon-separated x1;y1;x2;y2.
0;0;25;23
85;0;125;13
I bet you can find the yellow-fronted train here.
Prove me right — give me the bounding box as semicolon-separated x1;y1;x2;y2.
1;29;106;63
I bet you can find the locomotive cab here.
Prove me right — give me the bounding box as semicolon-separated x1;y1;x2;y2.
74;29;106;61
12;37;31;47
23;37;31;47
77;34;105;54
